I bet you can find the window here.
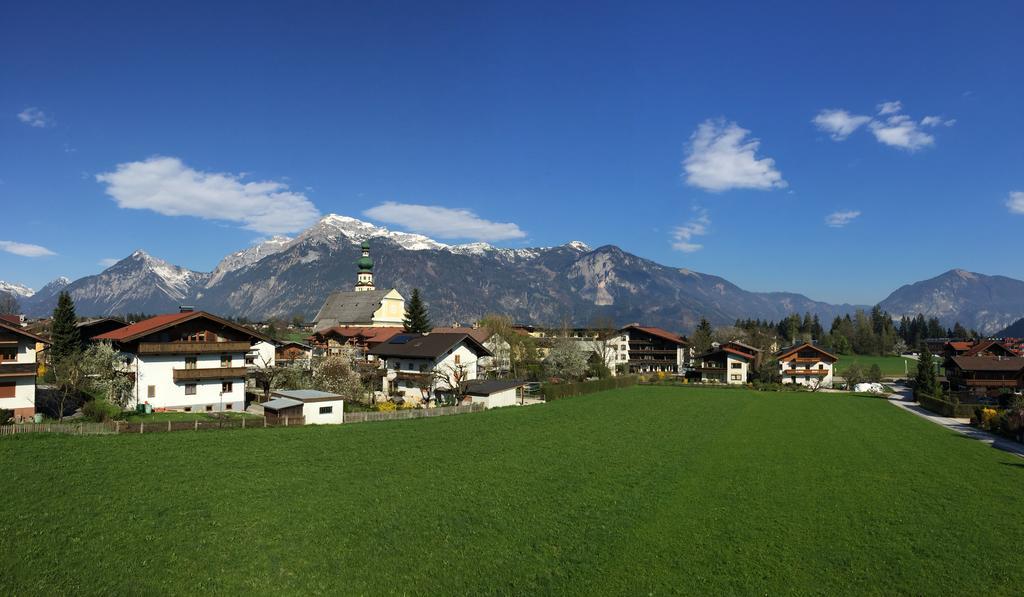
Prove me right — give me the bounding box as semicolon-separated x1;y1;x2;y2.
183;406;192;412
319;406;333;415
818;364;825;370
0;347;16;361
730;374;741;381
225;403;233;410
184;357;197;370
222;382;233;393
0;382;15;398
205;405;213;412
220;354;232;367
731;362;742;369
147;385;156;398
454;354;461;364
185;384;197;395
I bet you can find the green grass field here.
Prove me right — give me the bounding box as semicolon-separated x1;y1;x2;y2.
3;386;1023;595
835;353;917;377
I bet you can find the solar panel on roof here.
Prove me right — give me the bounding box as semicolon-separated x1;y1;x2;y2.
390;335;413;344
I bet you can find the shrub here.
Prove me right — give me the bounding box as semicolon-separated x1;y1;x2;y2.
979;407;999;430
374;401;397;412
397;399;418;410
541;376;639;401
82;399;122;422
0;408;13;424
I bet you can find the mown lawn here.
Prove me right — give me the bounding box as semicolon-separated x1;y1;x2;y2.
2;386;1023;595
835;353;917;377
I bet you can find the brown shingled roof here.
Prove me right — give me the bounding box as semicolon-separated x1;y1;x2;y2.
93;311;270;343
950;356;1024;372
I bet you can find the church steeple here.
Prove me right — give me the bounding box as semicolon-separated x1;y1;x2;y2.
355;240;375;291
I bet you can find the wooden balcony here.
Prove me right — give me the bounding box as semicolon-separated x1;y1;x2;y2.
783;368;828;377
0;362;36;377
172;366;249;381
139;341;252;355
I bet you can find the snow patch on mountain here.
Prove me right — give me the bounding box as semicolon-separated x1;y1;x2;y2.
208;235;293;286
0;281;34;298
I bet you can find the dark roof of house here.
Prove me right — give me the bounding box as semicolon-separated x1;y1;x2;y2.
431;326;494;344
949;356;1024;372
775;342;838;362
697;346;755;361
368;332;492;359
0;319;48;344
464;379;526;396
92;311;270;343
963;340;1017;357
620;325;689;346
313;290;390;325
724;340;761;353
276;340;312;350
311;326;403;345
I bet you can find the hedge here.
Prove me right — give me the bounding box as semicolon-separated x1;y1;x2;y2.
542;376;639;401
917;393;983;418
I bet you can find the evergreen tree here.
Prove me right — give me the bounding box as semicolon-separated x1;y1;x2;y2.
49;291;81;365
691;317;714;354
403;288;432;333
915;344;939;398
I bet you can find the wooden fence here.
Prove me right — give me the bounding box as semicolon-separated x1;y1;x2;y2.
345;403;483;423
0;416;305;436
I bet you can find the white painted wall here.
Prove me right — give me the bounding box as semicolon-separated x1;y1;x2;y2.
0;338;37;412
468;387;519;409
131;352;247;411
726;357;750;385
302;400;345;424
383;342;481;398
372;289;406;326
778;359;835;388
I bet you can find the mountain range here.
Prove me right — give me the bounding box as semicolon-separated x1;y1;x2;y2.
2;214;1023;334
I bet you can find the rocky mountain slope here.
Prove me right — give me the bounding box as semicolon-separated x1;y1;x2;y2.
878;269;1024;335
14;214;867;331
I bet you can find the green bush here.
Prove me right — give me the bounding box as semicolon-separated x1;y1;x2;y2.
542;376;639;401
0;408;12;424
82;399;122;422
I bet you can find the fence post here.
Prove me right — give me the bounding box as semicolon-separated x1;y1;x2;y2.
140;421;144;434
194;419;198;431
242;417;246;429
285;416;289;427
264;417;267;428
115;421;120;434
168;420;171;432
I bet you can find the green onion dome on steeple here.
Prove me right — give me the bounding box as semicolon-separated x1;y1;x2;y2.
357;241;374;271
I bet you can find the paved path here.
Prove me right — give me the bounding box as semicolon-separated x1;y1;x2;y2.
887;384;1024;459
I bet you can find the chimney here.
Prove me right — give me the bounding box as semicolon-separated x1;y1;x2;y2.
179;305;195;313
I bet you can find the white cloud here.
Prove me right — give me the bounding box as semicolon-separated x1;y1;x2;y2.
869;114;935;151
98;258;120;267
363;202;526;241
1007;191;1024;214
824;210;861;228
0;240;56;257
683;119;786;192
17;107;53;128
921;115;956;127
812;109;872;140
671;208;711;252
877;101;902;115
96;156;321;235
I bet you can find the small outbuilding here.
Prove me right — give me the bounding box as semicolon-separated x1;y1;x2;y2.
463;379;526;409
267;389;346;424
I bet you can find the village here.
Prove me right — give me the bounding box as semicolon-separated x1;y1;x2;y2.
2;241;1022;434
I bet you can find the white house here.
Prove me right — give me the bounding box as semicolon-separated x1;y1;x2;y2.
0;320;46;421
776;343;838;388
432;327;513;375
463;379;526;409
613;325;690;374
93;309;273;412
368;332;492;403
265;389;346;424
694;346;756;384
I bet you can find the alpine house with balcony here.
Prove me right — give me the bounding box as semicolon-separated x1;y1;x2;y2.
0;319;47;421
775;342;839;388
92;309;274;412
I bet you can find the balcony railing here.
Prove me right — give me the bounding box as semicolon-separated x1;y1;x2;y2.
783;368;828;376
139;341;252;355
0;362;37;377
172;366;249;382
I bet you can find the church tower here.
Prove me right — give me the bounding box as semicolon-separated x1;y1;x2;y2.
355;240;376;291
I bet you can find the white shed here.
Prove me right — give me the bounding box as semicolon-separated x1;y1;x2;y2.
464;379;526;409
269;389;346;424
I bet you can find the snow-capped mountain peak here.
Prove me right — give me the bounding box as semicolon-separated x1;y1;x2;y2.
301;213;450;252
208;235;294;286
0;281;34;298
565;240;591;252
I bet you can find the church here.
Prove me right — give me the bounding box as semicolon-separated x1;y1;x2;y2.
312;241;406;332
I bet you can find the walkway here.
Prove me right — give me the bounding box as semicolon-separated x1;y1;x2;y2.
887;384;1024;459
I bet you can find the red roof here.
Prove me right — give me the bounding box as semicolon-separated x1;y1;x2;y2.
963;340;1016;357
776;342;838;362
311;326;403;345
0;314;22;326
93;311;269;343
946;341;973;352
622;325;689;346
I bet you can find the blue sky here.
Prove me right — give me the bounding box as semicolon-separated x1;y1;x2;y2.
2;1;1022;304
